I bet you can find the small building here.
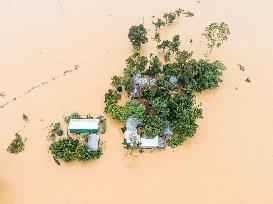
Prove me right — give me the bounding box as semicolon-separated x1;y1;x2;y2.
68;119;99;133
87;133;99;151
124;131;165;148
134;72;156;86
140;136;160;148
140;136;166;148
163;125;173;136
169;76;178;85
124;130;141;145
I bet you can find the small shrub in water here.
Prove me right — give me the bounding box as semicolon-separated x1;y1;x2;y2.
7;133;26;154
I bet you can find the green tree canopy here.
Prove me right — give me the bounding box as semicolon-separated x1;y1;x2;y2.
128;24;148;50
124;99;145;120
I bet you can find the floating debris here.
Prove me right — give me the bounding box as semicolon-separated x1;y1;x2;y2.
237;64;245;71
22;114;29;121
245;77;251;83
0;92;5;97
53;156;61;166
0;64;80;110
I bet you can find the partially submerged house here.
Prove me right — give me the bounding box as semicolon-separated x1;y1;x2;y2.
132;72;156;99
125;116;142;131
140;136;165;148
134;72;156;86
68;119;100;151
124;116;166;149
68;119;99;133
124;131;165;148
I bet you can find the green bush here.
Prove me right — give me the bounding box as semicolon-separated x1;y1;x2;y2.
128;24;148;50
104;103;127;122
111;75;123;88
97;115;107;134
7;133;26;154
167;135;187;148
104;89;121;105
143;115;165;137
182;60;226;92
202;22;230;54
64;112;81;123
124;99;145;120
126;53;148;72
76;144;102;161
145;55;162;76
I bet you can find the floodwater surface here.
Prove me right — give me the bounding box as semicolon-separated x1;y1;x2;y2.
0;0;273;203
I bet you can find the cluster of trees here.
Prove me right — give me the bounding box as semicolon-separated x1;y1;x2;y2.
49;137;102;162
105;98;145;122
104;9;230;148
163;57;226;92
48;113;106;162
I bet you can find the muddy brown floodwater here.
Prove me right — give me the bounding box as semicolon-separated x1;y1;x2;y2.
0;0;273;203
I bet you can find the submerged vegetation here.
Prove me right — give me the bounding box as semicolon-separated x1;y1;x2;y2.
7;133;26;154
105;8;230;149
0;92;5;97
49;137;102;162
202;22;230;56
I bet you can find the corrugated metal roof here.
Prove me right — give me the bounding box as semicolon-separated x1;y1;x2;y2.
125;116;142;131
140;136;160;148
124;131;165;148
124;130;141;144
87;133;99;150
68;119;99;130
134;72;156;86
169;76;178;84
163;125;173;136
